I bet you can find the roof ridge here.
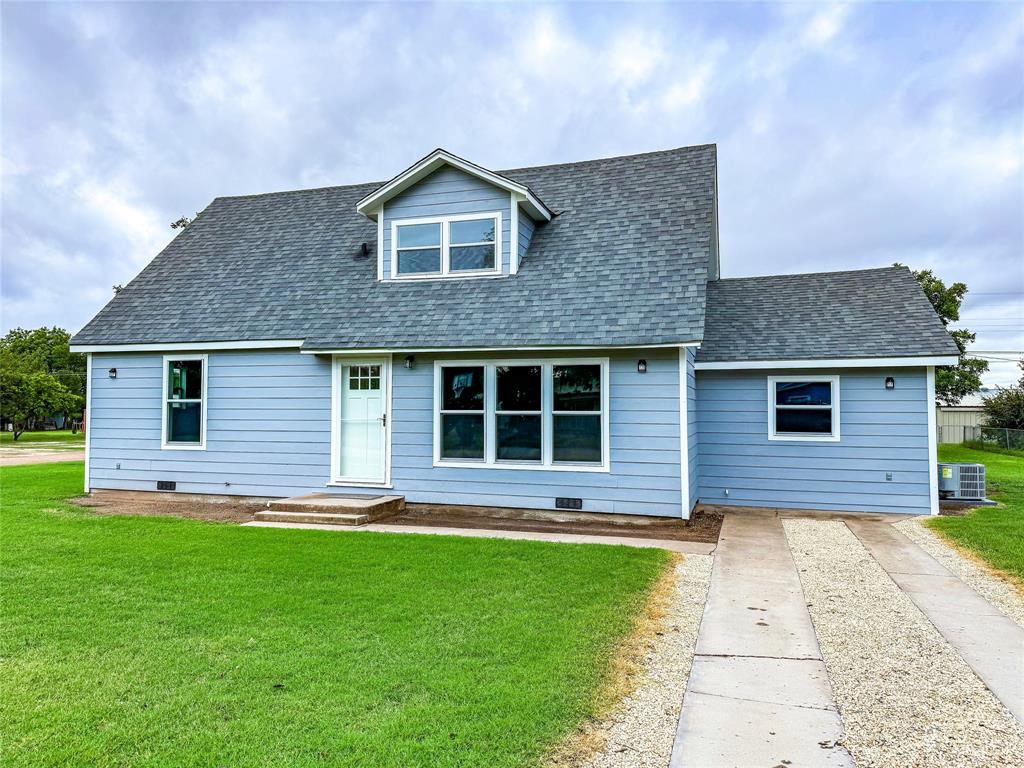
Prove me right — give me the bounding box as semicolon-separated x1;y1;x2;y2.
502;143;717;176
215;179;383;202
212;143;717;203
713;265;904;283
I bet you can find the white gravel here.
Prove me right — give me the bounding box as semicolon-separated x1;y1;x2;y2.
563;554;712;768
785;519;1024;768
895;517;1024;628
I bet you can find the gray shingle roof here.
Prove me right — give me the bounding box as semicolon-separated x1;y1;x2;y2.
696;266;959;363
71;145;717;349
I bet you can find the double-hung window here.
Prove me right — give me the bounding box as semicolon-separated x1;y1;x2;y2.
768;376;840;442
393;213;500;278
435;359;609;470
552;365;603;463
162;354;207;449
439;366;486;460
496;365;543;462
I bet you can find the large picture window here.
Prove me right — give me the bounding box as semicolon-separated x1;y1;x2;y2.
162;354;207;449
434;359;609;470
768;376;840;442
392;213;500;278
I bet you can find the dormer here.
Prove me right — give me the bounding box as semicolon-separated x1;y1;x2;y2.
357;149;552;281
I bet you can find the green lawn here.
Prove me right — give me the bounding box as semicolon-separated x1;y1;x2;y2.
0;430;85;448
0;462;669;767
929;444;1024;584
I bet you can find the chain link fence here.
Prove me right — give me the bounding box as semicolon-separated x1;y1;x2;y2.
963;425;1024;451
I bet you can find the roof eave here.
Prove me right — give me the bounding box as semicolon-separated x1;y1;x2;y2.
355;148;553;221
693;355;960;370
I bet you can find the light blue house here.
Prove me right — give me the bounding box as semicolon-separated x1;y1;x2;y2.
71;146;959;518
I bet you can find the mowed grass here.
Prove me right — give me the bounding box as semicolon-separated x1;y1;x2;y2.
0;462;669;767
0;430;84;448
929;444;1024;584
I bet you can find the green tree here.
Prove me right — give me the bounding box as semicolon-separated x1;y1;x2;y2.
904;267;989;406
0;327;85;438
982;361;1024;431
0;354;77;439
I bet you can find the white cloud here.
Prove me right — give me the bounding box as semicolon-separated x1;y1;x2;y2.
1;2;1020;388
802;4;850;47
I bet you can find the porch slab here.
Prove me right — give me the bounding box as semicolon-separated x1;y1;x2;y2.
256;493;404;525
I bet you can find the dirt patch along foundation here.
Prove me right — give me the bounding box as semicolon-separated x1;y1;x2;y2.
71;490;272;523
388;504;722;544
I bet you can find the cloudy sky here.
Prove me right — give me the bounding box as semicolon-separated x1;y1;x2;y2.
2;2;1021;384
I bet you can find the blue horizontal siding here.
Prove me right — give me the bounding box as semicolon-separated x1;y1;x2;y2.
382;166;512;277
695;368;931;514
88;348;684;517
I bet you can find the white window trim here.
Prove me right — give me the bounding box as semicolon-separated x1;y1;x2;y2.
329;355;393;488
390;212;502;280
767;375;841;443
432;358;610;472
160;354;208;450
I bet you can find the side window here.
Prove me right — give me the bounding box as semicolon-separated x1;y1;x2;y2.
163;356;206;448
768;377;839;441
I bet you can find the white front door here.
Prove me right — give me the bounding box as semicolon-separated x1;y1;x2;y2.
337;359;388;482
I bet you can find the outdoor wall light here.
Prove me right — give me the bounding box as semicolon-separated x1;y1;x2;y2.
108;368;118;380
637;359;647;374
885;376;895;390
404;355;416;370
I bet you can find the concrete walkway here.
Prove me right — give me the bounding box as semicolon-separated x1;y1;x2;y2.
670;514;853;767
849;520;1024;723
243;520;717;555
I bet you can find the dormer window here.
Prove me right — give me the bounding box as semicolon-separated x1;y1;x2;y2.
392;213;500;279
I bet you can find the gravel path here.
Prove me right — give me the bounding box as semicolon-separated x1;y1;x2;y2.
557;554;712;768
785;519;1024;768
895;517;1024;628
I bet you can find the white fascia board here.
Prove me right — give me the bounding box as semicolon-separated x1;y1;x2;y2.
70;339;304;353
301;341;702;355
694;355;959;370
678;347;690;520
356;149;553;221
84;353;92;493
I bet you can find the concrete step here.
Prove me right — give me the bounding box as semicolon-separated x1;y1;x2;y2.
260;492;405;526
253;510;370;526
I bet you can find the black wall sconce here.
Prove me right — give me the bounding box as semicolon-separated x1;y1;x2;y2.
108;368;118;380
637;359;647;374
885;376;895;390
404;355;416;370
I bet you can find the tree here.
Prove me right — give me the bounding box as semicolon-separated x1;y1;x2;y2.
0;327;85;438
903;267;989;406
982;360;1024;431
0;363;77;440
170;212;200;230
